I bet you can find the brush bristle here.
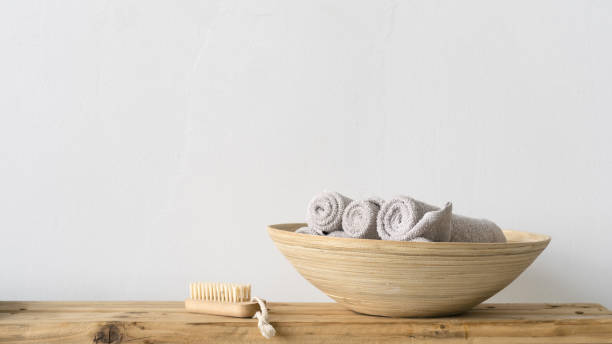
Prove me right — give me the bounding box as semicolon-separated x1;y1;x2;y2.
188;282;251;302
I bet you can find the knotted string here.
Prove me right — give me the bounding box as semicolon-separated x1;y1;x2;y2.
252;296;276;339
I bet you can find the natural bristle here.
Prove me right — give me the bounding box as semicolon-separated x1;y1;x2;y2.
189;282;251;302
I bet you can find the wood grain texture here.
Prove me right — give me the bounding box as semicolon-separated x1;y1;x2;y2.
268;223;551;317
1;302;611;343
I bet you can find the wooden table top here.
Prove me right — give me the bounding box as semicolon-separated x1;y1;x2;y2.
1;302;611;343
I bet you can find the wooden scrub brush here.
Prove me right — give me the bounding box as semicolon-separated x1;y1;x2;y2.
185;282;276;338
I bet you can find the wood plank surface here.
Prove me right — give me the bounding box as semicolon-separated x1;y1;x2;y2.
1;302;611;343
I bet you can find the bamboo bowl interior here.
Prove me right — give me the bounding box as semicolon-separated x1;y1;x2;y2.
268;223;550;317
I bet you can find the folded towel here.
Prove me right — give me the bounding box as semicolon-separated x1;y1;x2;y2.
295;226;349;238
341;198;383;239
377;196;453;241
410;237;432;242
450;215;507;243
307;191;353;234
377;196;505;243
295;226;323;235
327;230;351;238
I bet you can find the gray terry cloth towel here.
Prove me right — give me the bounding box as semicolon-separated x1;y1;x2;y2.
410;237;432;242
295;226;350;238
307;191;353;234
327;230;351;238
377;196;506;243
377;196;453;242
295;226;323;235
341;198;383;239
450;215;507;243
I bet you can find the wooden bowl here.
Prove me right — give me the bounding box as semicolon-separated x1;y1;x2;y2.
268;223;550;317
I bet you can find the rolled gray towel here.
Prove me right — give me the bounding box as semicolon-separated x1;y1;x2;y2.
377;196;452;241
307;191;353;234
377;196;505;243
341;198;383;239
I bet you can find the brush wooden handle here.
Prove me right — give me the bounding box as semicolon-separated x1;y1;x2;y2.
184;299;262;318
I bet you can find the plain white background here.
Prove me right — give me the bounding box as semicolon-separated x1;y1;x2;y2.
1;1;610;307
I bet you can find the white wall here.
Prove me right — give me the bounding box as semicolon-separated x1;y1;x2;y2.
1;0;611;307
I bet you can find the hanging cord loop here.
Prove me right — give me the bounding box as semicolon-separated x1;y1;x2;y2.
252;296;276;339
